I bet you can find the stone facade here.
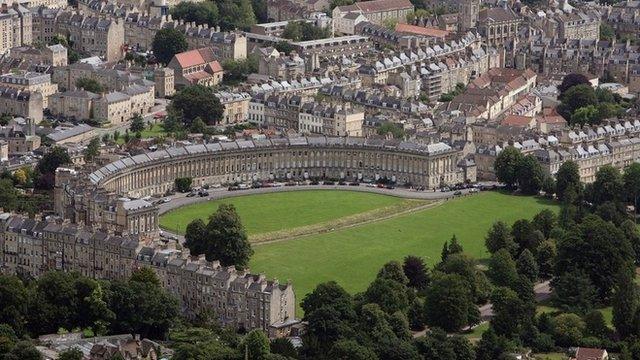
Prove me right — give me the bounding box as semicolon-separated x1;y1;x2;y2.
0;3;31;55
0;213;297;335
0;71;58;108
0;86;43;122
215;92;251;125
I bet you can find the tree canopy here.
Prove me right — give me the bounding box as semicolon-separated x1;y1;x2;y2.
152;28;188;65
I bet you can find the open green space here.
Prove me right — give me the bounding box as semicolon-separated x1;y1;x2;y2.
116;124;166;144
249;192;558;312
160;190;404;235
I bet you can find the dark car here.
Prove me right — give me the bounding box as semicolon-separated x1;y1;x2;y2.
453;190;462;196
199;191;209;197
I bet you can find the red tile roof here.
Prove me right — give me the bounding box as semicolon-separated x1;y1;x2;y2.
173;47;217;69
575;347;607;360
394;23;450;38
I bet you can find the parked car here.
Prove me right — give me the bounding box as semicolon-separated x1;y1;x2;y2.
453;190;463;196
162;198;171;203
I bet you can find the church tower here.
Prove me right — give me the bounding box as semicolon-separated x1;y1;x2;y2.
460;0;480;32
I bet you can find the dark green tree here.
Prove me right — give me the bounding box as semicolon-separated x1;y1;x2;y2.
129;267;161;287
424;273;478;332
613;269;638;339
552;313;585;347
205;204;253;267
0;179;19;211
532;209;557;239
170;85;224;125
174;177;193;192
587;165;624;206
152;28;188;65
516;154;544;195
551;269;597;315
624;163;640;208
488;249;519;288
583;310;608;339
376;261;409;286
402;256;429;291
241;330;270;360
184;219;207;256
57;348;83;360
0;276;27;334
485;221;517;255
558;73;590;95
328;340;378;360
490;286;524;338
130;114;145;133
494;146;523;188
4;341;42;360
75;78;104;93
556;160;582;201
558;84;598;122
83;137;101;161
269;338;297;358
170;2;219;26
448;234;463;255
36;147;71;189
364;278;409;314
516;249;539;282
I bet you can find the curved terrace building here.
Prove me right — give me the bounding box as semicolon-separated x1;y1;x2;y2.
87;136;466;199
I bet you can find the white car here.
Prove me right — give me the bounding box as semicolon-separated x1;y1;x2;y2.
163;197;171;203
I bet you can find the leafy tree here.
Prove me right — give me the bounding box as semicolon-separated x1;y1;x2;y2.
170;2;219;26
495;146;523;188
558;73;590;95
532;209;557;239
490;286;524;338
621;219;640;264
424;273;478;332
402;256;429;291
57;348;83;360
241;330;270;360
376;261;409;286
75;78;104;93
329;0;354;10
0;276;27;334
170;85;224;125
0;179;19;211
377;122;405;139
83;137;101;161
624;163;640;208
536;240;557;279
511;219;543;254
558;84;598;123
274;41;294;54
475;327;513;360
516;154;544;195
542;176;556;197
364;278;409;314
129;267;161;287
407;298;424;331
485;221;517;255
587;165;624;206
600;23;615;41
36;147;71;189
613;269;638;339
571;105;600;126
388;311;411;340
488;249;519;288
184;219;207;256
328;340;378;360
448;234;463;255
413;328;456;359
222;56;258;84
552;269;597;315
301;281;353;316
436;253;491;303
584;310;608;339
189;117;207;134
130;114;145;133
556;161;582;201
270;338;297;358
552;313;585;347
4;341;42;360
152;28;188;65
516;249;539;282
281;21;330;41
174;177;193;192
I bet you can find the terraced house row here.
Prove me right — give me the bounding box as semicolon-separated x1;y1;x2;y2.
0;213;297;336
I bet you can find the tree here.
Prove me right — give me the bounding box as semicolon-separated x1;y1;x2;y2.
174;177;193;192
571;105;600;126
552;269;597;315
424;273;478;332
152;28;188;65
0;179;19;211
407;298;424;331
189;117;207;134
600;23;615;41
556;161;582;201
281;21;330;41
170;2;219;26
5;341;42;360
12;168;28;187
364;278;409;314
511;219;543;254
584;310;608;338
516;249;539;282
129;267;161;287
0;276;27;334
448;234;463;255
621;219;640;264
274;41;294;54
558;84;598;123
587;165;624;206
558;73;590;96
241;330;270;360
624;163;640;208
552;313;585;347
184;218;207;256
495;146;523;188
532;209;557;239
485;221;517;255
83;137;100;161
36;147;71;189
75;78;104;93
206;204;253;267
170;85;224;125
475;328;513;360
301;281;352;317
329;340;378;360
542;176;556;197
402;256;429;291
130;114;145;133
490;286;524;338
270;338;297;358
536;240;557;279
222;56;258;84
488;249;519;288
613;269;638;339
57;348;83;360
516;155;544;195
376;261;409;286
377;122;405;139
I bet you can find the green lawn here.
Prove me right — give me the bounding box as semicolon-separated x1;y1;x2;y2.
160;190;403;235
249;192;558;312
463;322;490;341
116;124;166;144
532;353;568;360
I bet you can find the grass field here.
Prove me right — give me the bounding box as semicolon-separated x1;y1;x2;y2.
116;124;166;144
249;192;558;311
160;190;404;235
